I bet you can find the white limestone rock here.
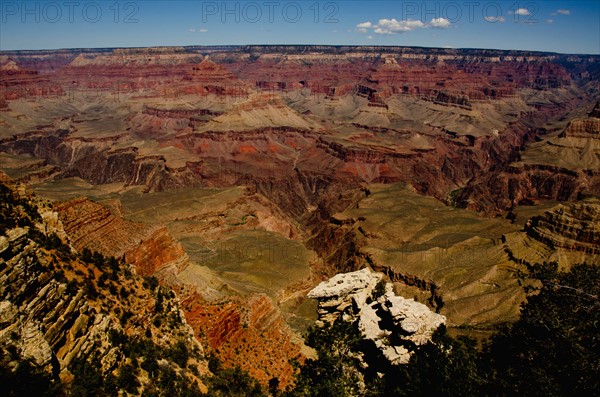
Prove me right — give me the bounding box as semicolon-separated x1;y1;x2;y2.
382;296;445;345
308;268;383;324
309;268;446;365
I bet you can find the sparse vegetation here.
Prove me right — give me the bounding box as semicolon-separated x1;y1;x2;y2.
205;354;264;397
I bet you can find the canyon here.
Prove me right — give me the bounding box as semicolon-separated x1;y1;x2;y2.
1;45;599;388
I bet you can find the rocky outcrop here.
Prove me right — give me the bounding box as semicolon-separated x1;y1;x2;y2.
55;197;152;256
55;197;190;279
457;110;600;214
502;200;600;272
308;269;446;365
561;118;600;139
359;293;446;364
0;130;200;191
124;227;190;277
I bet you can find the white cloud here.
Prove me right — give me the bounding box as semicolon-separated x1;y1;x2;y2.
356;21;372;32
199;28;208;33
546;19;554;24
367;36;373;40
557;9;570;15
514;8;530;16
190;28;208;33
484;16;505;23
373;18;425;34
357;17;450;35
189;28;196;32
429;17;450;29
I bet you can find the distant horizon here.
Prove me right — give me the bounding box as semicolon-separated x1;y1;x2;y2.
1;1;599;55
2;43;599;57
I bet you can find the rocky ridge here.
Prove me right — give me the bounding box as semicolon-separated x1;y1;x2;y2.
0;174;208;394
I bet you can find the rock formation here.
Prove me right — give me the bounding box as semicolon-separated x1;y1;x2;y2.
457;104;600;213
308;268;446;364
526;201;600;254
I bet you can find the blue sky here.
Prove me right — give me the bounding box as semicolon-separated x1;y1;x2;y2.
1;1;599;54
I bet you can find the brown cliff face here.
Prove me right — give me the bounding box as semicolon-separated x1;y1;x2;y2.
457;109;600;213
0;60;64;104
526;201;600;255
54;197;153;256
0;130;200;191
124;227;189;276
562;118;600;139
503;200;600;271
53;197;192;283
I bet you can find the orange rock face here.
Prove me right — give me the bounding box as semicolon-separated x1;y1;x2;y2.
183;294;303;387
124;227;189;276
55;198;153;256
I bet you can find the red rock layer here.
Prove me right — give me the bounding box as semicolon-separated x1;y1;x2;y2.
182;293;303;387
2;46;594;103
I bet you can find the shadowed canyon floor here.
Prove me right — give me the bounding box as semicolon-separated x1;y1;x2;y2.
1;45;599;385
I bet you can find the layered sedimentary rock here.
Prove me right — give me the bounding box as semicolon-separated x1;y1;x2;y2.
54;197;190;278
2;46;598;212
307;268;384;325
183;293;304;386
308;268;446;364
504;200;600;269
526;202;600;254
